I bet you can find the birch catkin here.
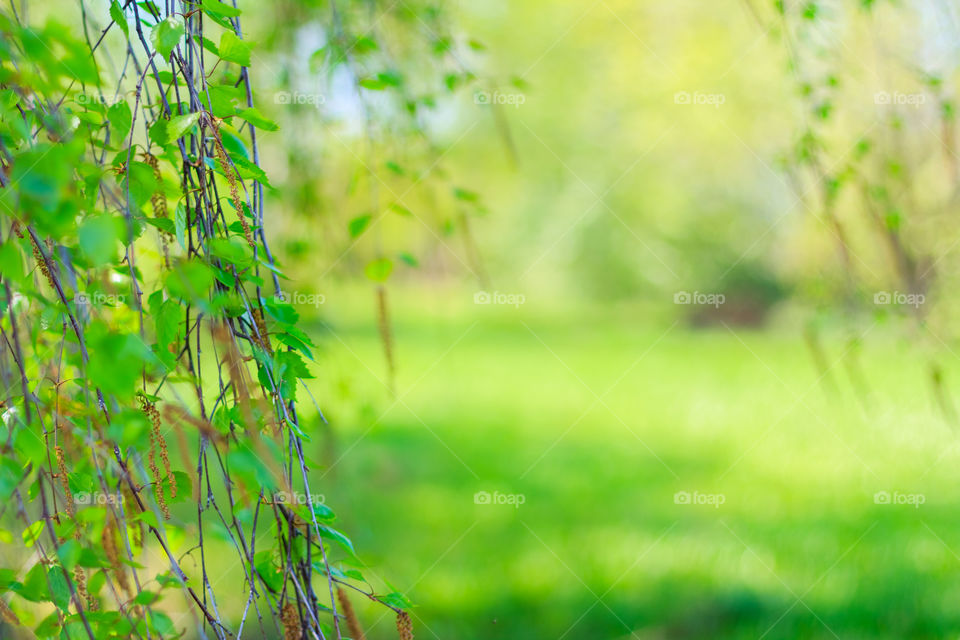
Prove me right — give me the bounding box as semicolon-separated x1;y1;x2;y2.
143;152;172;266
102;519;130;595
396;611;414;640
376;285;395;388
139;395;173;517
281;602;301;640
337;588;366;640
54;444;74;519
210;120;255;249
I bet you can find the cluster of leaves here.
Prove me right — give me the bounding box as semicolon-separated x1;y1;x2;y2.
0;1;412;638
760;0;960;416
257;0;513;383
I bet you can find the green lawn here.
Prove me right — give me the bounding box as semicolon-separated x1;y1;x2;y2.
301;292;960;639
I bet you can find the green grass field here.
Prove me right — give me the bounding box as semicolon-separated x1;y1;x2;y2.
300;291;960;639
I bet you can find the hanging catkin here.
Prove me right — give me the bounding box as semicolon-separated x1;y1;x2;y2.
376;285;395;391
281;602;301;640
396;611;413;640
142;152;172;267
74;566;96;611
18;226;56;291
102;518;130;595
54;444;74;519
337;587;366;640
251;307;272;354
140;395;173;518
210;119;255;248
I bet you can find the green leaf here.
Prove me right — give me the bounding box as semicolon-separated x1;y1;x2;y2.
22;520;44;547
317;524;355;555
359;77;387;91
201;35;220;57
123;161;161;210
365;257;393;282
148;117;169;145
150;16;184;60
110;1;128;37
144;216;175;234
166;112;200;141
201;0;241;17
11;144;78;216
57;540;81;571
47;567;70;611
219;31;253;67
348;214;372;238
174;202;187;249
164;470;192;504
87;323;156;399
235;107;279;131
0;241;24;282
352;36;378;54
206;84;246;118
147;611;175;636
134;590;160;605
380;590;413;610
312;502;335;522
165;260;215;304
108;100;132;138
254;552;283;593
16;562;48;601
154;298;181;352
263;298;299;325
208;237;252;266
0;568;17;591
377;71;402;87
35;612;61;637
389;203;413;216
453;187;479;202
133;509;160;529
78;215;119;266
219;127;250;160
206;153;271;186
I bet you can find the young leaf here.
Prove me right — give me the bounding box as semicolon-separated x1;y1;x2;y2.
22;520;43;547
166;112;200;141
150;16;184;60
365;257;393;282
348;214;372;238
110;1;129;37
235;107;279;131
219;32;253;67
